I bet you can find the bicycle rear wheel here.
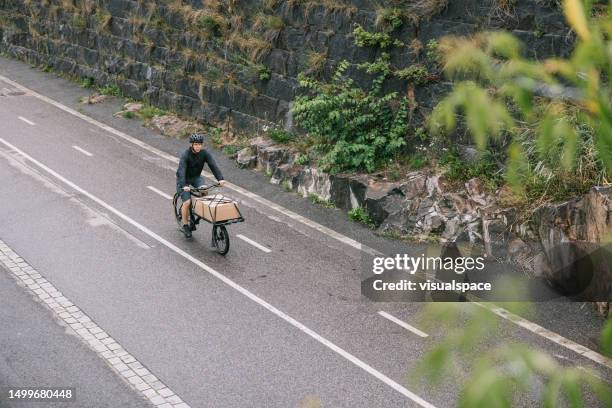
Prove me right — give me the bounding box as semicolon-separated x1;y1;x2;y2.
212;225;230;255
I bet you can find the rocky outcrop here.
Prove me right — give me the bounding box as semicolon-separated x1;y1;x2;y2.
243;137;612;310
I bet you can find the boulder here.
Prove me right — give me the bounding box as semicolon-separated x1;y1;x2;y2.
236;147;257;169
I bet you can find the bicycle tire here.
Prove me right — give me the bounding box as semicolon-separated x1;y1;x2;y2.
212;225;230;255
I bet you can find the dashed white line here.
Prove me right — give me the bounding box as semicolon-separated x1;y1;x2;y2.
72;145;93;157
378;311;429;338
0;137;436;408
147;186;173;200
237;234;272;253
0;240;190;408
18;116;35;126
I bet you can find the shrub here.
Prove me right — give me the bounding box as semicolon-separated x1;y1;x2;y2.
223;145;242;155
395;65;429;84
97;84;121;96
122;110;135;119
139;105;166;120
268;129;294;144
293;60;409;173
409;154;428;169
258;67;271;81
309;193;335;208
71;14;87;31
375;7;404;32
353;24;403;48
80;77;94;89
348;207;375;228
196;14;224;35
295;153;310;166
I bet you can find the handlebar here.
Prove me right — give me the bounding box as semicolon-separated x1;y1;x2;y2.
186;183;221;192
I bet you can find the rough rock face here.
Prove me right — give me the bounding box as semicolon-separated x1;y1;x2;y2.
245;137;612;312
0;0;572;134
531;187;612;311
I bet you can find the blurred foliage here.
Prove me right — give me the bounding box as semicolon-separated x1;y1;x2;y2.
428;0;610;202
419;2;612;405
415;301;612;407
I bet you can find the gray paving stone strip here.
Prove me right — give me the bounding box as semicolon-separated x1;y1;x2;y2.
0;239;191;408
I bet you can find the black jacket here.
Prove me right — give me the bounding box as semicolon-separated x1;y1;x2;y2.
176;148;224;187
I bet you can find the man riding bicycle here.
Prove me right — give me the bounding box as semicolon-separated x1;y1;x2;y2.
176;133;225;238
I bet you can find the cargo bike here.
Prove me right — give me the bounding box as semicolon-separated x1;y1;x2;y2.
172;183;244;255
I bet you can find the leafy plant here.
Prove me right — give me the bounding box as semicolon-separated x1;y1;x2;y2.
258;67;271;81
139;105;166;120
71;14;86;31
353;24;403;48
122;110;135;119
80;77;94;89
358;53;391;75
268;129;294;143
222;145;242;155
375;7;404;32
409;154;428;169
293;60;409;173
426;38;442;65
416;302;612;407
295;153;310;166
196;14;224;36
348;207;375;228
97;84;121;96
395;64;429;84
309;193;335;208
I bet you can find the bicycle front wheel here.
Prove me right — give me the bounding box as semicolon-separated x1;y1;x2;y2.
172;193;183;228
212;225;230;255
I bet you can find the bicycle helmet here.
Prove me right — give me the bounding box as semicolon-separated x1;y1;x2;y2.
189;133;204;143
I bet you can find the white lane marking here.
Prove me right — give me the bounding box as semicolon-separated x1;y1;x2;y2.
72;145;93;157
0;73;381;257
0;137;436;407
18;116;35;126
0;240;189;407
378;311;429;338
474;302;612;370
147;186;173;200
2;75;609;372
237;234;272;253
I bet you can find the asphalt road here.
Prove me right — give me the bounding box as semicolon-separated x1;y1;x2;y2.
0;56;610;407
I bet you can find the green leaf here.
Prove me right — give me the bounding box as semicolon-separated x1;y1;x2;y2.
601;320;612;358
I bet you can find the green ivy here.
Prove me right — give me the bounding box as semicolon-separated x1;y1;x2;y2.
353;24;403;48
395;65;429;85
293;60;409;173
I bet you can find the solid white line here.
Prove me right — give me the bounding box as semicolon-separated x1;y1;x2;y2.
2;74;610;372
474;302;612;370
0;74;381;257
0;137;436;408
72;145;93;157
237;234;272;253
18;116;35;126
378;311;429;338
147;185;173;200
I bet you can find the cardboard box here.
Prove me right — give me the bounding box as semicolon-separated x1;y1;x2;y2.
193;196;241;222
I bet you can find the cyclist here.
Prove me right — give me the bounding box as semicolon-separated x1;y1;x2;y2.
176;133;226;238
